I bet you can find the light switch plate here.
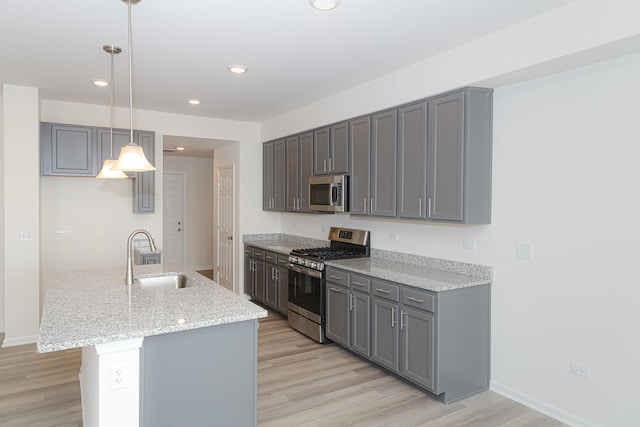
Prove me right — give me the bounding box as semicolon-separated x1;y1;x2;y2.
516;243;533;260
463;240;476;251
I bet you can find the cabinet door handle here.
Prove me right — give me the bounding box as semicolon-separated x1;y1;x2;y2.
328;275;343;280
391;307;396;327
406;296;424;303
375;287;390;294
271;268;276;280
352;281;365;287
419;197;423;217
349;293;354;311
328;157;333;172
370;198;374;214
328;286;343;293
400;310;406;330
428;198;432;218
364;198;367;214
323;159;327;174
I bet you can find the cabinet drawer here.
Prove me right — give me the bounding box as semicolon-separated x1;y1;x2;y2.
350;274;370;293
252;249;266;260
264;251;277;263
326;267;350;286
276;253;290;268
402;287;435;313
371;279;399;302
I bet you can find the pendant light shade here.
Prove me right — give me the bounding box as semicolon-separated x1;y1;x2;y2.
113;0;155;173
113;143;156;171
97;44;128;179
97;159;129;178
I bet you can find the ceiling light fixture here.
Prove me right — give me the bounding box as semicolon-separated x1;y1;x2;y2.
97;45;128;179
93;79;109;87
113;0;156;173
228;65;248;74
309;0;340;11
188;99;201;105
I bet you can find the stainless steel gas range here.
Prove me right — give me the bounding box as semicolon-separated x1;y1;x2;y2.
287;227;370;343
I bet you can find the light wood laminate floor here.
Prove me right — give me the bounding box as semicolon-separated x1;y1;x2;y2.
0;311;565;426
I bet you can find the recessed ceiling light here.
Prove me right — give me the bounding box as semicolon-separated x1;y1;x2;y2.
188;99;201;105
93;79;109;87
309;0;340;11
176;147;185;151
228;65;248;74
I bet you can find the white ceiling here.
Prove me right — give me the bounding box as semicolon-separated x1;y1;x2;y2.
0;0;572;124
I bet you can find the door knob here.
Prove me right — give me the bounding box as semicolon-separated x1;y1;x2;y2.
178;221;182;225
178;228;182;232
227;236;233;240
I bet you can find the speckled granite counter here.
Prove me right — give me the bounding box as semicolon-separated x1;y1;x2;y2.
243;233;327;255
37;264;267;353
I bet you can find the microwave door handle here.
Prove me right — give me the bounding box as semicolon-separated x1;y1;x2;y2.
331;184;338;206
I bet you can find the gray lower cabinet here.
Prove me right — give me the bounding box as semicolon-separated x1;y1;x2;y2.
397;101;428;219
286;132;314;212
326;268;371;358
276;255;289;315
245;245;289;316
244;246;254;297
427;88;492;223
325;266;490;404
326;282;350;347
313;122;349;176
41;123;97;176
263;140;286;211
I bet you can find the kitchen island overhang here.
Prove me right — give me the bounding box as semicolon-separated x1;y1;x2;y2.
38;264;267;427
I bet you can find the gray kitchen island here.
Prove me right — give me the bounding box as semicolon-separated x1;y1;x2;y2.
37;264;267;427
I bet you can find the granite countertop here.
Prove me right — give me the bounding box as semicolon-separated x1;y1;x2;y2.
325;257;491;292
243;234;328;255
37;264;267;353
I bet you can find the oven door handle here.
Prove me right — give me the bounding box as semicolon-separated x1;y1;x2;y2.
288;263;323;279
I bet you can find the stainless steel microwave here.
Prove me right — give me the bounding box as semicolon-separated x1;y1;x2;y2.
308;175;348;213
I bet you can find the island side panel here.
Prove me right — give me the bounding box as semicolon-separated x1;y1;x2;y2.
141;319;258;427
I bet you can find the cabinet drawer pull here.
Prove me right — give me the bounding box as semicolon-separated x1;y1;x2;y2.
266;256;274;260
406;296;424;303
329;286;343;293
375;288;391;294
391;307;396;327
352;281;365;287
328;275;343;280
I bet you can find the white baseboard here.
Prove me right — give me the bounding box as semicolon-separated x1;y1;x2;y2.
2;334;38;347
491;381;601;427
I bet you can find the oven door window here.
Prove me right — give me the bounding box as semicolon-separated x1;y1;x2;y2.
288;269;323;318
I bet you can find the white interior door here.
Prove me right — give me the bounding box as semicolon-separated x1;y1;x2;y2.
164;173;184;264
217;165;234;291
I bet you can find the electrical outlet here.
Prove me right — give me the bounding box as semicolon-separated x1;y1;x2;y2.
19;231;33;241
570;362;591;379
388;233;398;242
109;363;128;390
463;240;476;251
516;243;533;260
58;226;71;234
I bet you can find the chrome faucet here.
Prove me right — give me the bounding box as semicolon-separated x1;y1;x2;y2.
125;229;157;285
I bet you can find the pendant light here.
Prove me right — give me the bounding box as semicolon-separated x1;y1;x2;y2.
113;0;156;172
97;45;128;179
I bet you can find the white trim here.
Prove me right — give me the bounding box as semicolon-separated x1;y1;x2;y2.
95;337;143;354
2;334;38;347
491;381;601;427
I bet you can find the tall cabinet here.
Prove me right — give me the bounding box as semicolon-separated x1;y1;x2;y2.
397;102;428;219
427;88;492;223
263;139;286;211
286;132;313;212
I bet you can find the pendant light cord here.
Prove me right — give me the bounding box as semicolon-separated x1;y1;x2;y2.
127;0;134;145
109;47;115;159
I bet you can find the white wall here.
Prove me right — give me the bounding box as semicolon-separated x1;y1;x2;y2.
163;156;214;270
2;86;40;346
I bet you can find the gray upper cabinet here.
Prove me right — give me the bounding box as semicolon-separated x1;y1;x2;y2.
313;122;349;175
285;132;314;212
42;122;155;213
41;123;97;176
132;131;155;213
397;102;428;219
427;88;492;224
371;110;397;217
349;116;371;216
263;139;286;211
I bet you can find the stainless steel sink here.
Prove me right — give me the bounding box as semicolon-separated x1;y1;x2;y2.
135;274;190;291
